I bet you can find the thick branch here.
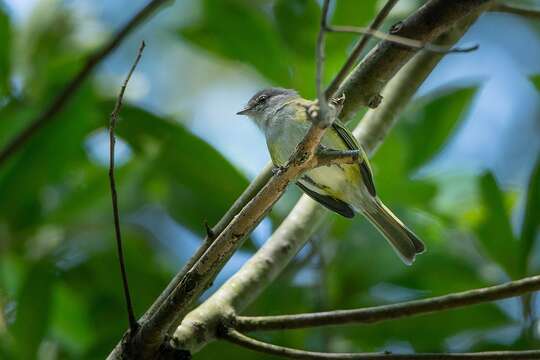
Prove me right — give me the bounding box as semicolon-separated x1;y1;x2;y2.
222;329;540;359
141;162;274;327
0;0;172;166
171;7;482;353
234;275;540;332
114;121;335;359
352;16;478;153
337;0;492;118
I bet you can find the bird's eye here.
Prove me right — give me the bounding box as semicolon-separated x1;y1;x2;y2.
257;95;268;103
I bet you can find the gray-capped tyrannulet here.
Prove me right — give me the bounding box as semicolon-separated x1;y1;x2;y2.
237;87;425;264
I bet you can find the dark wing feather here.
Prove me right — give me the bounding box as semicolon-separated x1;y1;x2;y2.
332;121;377;197
296;182;355;218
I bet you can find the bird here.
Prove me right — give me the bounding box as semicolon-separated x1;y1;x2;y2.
237;87;425;264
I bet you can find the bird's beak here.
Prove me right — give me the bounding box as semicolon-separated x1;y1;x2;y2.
236;106;251;115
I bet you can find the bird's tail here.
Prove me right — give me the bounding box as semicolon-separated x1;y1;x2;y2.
362;200;425;265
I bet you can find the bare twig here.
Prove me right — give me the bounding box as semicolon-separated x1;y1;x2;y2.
0;0;172;167
108;41;146;335
326;0;400;98
326;26;479;54
222;328;540;360
316;0;331;127
234;274;540;332
491;3;540;20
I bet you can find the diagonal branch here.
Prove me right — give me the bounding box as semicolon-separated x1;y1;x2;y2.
140;162;274;331
108;40;146;335
125;5;337;356
221;328;540;359
326;0;400;98
0;0;173;167
234;275;540;332
316;0;331;126
337;0;492;118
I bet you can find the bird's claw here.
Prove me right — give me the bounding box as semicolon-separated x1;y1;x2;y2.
272;165;287;175
306;102;320;121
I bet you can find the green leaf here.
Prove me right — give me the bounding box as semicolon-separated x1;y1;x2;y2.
0;5;11;95
11;259;55;359
520;154;540;275
371;133;438;209
59;229;171;358
179;0;291;85
0;86;101;233
403;87;477;172
273;0;319;59
475;172;520;278
332;0;377;27
116;105;249;233
50;285;94;354
530;74;540;91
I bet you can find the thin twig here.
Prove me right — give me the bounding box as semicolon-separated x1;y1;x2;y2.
234;275;540;332
109;41;146;335
326;0;400;98
0;0;172;167
327;26;479;54
316;0;331;127
492;3;540;20
221;328;540;359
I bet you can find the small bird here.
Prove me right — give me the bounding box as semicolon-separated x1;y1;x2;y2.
237;87;425;264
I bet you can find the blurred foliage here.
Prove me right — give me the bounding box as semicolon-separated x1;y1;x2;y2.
0;1;539;359
0;5;10;95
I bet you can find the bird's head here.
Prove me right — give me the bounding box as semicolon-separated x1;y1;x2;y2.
236;87;299;119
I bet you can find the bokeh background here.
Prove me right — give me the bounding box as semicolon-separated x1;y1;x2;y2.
1;0;540;359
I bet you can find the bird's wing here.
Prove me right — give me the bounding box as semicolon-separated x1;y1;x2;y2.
332;120;377;197
296;181;355;218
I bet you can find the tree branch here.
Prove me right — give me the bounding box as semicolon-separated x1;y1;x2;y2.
170;4;485;354
491;3;540;20
337;0;492;118
352;14;479;153
108;40;146;336
316;0;331;126
326;26;478;54
221;328;540;359
141;162;274;327
0;0;173;167
326;0;400;98
234;275;540;332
